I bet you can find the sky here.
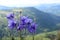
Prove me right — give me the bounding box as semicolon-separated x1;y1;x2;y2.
0;0;60;7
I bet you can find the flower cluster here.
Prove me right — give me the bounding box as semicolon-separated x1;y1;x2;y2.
17;16;36;33
7;13;16;29
7;13;36;33
28;22;36;33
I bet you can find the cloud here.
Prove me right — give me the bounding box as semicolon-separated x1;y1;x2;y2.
0;0;60;7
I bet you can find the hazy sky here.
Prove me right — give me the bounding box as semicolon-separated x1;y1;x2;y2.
0;0;60;7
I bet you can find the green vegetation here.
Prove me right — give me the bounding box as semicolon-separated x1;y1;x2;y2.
0;7;60;40
0;31;57;40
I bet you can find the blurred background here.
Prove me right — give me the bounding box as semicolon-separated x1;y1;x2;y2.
0;0;60;40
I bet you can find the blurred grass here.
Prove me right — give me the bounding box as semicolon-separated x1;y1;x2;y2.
1;31;57;40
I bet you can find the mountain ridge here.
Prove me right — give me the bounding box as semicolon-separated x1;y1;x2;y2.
35;4;60;16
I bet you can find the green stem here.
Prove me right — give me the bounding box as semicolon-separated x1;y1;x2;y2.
20;30;24;40
20;30;21;40
25;27;27;36
33;33;34;40
11;37;14;40
9;30;15;40
25;27;26;40
32;32;35;40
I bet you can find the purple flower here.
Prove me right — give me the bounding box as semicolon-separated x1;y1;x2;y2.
28;23;36;33
20;16;28;25
20;16;28;22
6;13;17;29
8;20;16;29
17;16;33;30
7;13;14;19
25;18;32;25
20;16;32;25
17;24;25;30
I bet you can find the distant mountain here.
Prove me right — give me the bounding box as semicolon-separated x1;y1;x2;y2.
0;5;10;9
35;4;60;16
0;7;60;34
24;7;60;33
12;7;60;33
0;5;12;11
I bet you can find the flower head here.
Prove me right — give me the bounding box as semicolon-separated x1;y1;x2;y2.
17;24;24;30
8;20;16;29
28;23;36;33
20;16;28;25
7;13;16;29
7;13;14;19
20;16;28;22
25;18;32;25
